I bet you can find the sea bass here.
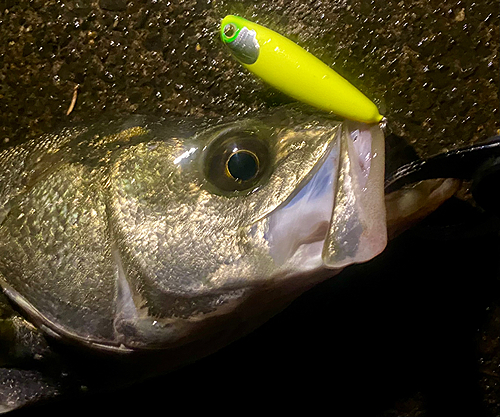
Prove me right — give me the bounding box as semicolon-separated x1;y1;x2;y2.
3;108;483;411
0;109;386;358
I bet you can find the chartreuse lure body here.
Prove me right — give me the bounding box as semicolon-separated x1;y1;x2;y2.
220;15;383;124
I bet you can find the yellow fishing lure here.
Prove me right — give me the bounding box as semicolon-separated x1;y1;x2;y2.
220;15;383;124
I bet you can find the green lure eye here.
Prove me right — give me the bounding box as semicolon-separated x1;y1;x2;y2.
226;150;259;182
223;23;238;41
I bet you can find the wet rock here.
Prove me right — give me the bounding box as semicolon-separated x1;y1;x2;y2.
0;0;497;170
98;0;127;12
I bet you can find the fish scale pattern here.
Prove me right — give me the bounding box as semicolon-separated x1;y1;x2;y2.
0;163;117;342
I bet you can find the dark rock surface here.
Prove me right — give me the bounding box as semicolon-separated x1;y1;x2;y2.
0;0;498;155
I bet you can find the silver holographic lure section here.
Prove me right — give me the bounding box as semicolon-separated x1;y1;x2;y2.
227;27;260;65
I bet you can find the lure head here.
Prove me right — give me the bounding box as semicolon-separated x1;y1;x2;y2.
220;15;260;65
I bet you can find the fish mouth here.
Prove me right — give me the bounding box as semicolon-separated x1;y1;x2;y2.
266;122;387;271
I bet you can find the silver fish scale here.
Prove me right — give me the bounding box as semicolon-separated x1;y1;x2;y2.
0;163;117;342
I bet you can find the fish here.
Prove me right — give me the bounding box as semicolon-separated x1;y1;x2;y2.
0;109;497;411
0;109;387;351
220;15;383;124
0;109;389;410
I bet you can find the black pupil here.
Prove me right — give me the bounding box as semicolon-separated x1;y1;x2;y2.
227;151;258;182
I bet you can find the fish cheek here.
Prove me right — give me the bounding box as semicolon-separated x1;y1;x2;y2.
108;124;341;322
109;142;269;320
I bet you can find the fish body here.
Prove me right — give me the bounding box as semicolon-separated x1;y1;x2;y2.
220;15;383;124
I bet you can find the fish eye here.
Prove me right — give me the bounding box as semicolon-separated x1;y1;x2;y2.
223;23;237;39
204;130;272;194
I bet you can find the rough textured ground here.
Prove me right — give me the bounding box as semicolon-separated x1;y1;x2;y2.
0;0;498;154
0;0;499;415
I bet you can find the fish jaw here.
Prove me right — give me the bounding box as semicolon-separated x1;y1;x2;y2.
266;122;387;272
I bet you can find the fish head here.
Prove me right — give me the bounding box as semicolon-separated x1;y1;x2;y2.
0;108;386;352
106;109;387;349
